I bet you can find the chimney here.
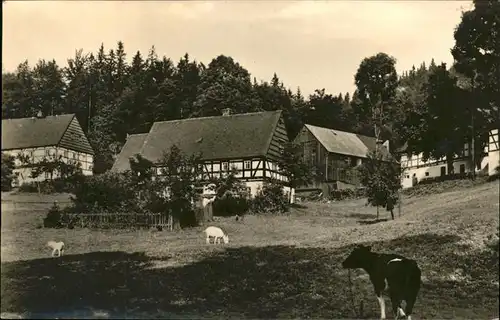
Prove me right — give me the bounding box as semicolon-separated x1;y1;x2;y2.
222;108;232;116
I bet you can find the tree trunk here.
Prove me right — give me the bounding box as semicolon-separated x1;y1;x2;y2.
376;205;379;220
446;153;455;175
390;209;394;220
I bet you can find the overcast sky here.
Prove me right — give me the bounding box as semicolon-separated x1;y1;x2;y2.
3;1;472;96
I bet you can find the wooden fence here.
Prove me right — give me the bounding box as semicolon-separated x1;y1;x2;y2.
65;212;173;230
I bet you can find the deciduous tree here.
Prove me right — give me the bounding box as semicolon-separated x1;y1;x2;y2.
358;151;401;220
353;53;399;145
452;0;500;128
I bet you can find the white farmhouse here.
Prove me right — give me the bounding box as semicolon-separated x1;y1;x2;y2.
111;109;294;202
397;129;499;189
1;113;95;186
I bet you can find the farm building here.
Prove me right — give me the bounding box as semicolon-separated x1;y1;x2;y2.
397;128;499;189
111;109;294;201
293;124;390;194
1;113;95;186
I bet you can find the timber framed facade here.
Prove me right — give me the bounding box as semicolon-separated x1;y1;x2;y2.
1;114;95;186
111;110;294;201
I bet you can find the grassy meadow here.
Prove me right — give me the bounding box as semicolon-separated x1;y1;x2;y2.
1;181;499;319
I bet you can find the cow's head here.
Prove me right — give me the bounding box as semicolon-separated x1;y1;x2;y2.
342;245;372;269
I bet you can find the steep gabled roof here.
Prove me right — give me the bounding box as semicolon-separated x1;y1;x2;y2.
111;110;283;172
2;114;77;151
304;124;389;158
111;133;148;172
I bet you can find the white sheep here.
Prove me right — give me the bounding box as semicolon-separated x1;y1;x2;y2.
47;241;65;257
204;226;229;244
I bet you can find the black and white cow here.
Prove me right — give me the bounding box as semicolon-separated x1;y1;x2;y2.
342;245;421;320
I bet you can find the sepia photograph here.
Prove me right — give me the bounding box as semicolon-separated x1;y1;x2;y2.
1;0;499;319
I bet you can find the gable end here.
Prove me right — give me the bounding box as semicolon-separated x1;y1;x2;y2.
58;117;95;155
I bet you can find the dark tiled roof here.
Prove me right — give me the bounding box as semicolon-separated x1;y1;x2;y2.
304;124;390;158
2;114;75;150
111;133;148;172
112;110;283;172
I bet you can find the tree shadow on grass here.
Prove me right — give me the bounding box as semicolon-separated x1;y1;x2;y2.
1;234;498;319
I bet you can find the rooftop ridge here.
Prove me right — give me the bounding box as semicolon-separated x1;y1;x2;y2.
305;123;377;140
151;110;282;126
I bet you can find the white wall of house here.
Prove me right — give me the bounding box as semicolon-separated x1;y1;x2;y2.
400;157;472;189
3;146;94;186
400;129;498;189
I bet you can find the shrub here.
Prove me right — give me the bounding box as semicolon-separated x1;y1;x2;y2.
1;153;16;191
70;172;137;213
330;188;366;201
43;202;64;228
251;182;289;214
210;167;251;217
418;172;472;185
213;195;250;217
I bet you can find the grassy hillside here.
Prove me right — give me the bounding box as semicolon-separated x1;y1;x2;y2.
1;181;499;319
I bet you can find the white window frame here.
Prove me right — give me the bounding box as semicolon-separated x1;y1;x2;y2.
244;160;251;170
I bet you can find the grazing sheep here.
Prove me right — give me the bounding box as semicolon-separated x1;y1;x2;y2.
47;241;65;257
204;226;229;244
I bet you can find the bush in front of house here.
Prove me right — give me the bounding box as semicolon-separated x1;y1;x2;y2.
418;172;474;185
48;146;203;230
213;195;250;217
251;182;289;214
330;188;366;201
70;171;138;213
43;202;64;228
211;167;251;217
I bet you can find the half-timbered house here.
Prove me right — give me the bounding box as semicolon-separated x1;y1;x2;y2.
111;110;294;201
1;113;95;186
396;128;499;189
293;124;390;194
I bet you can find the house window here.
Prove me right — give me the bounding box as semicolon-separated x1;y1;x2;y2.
222;162;229;172
73;152;77;160
425;172;429;177
45;149;50;156
460;164;465;174
45;172;50;179
64;150;68;158
440;166;446;176
244;160;251;170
